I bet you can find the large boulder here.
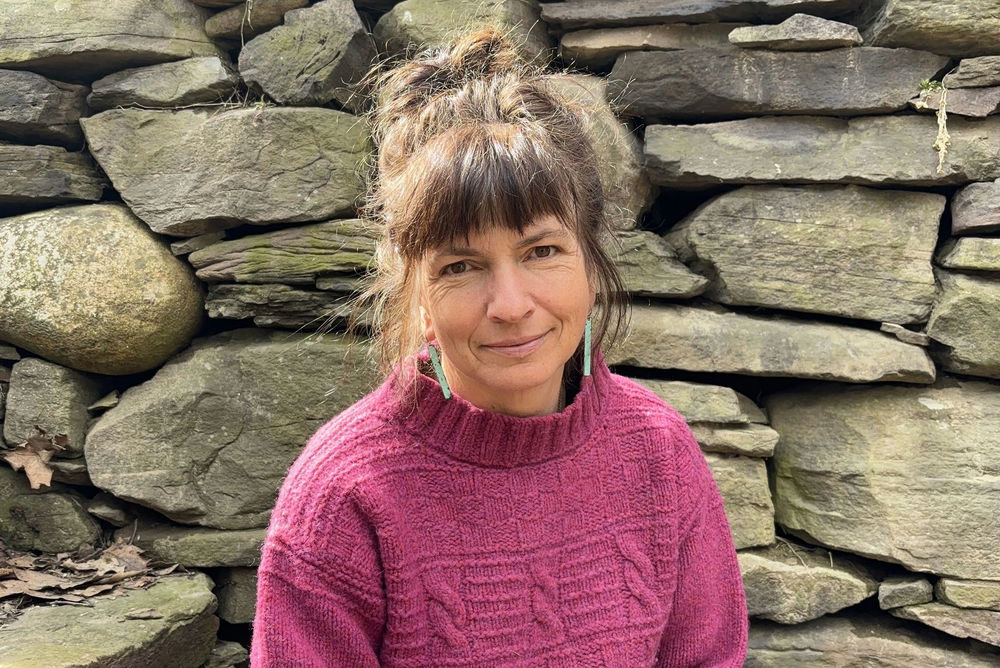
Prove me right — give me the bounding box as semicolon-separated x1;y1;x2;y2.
80;107;371;236
664;185;942;324
0;204;204;375
85;329;378;530
205;0;308;41
0;467;101;553
766;375;1000;580
856;0;1000;58
926;270;1000;379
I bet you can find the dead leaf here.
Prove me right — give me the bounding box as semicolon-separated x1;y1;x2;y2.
1;425;68;489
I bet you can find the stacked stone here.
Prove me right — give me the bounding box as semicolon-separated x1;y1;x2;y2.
1;0;999;665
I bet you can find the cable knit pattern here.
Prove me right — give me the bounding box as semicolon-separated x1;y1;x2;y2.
250;347;748;667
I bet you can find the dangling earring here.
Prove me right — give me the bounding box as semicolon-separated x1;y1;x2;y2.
427;342;452;399
583;316;592;378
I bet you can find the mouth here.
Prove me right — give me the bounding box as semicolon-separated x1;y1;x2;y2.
481;331;550;358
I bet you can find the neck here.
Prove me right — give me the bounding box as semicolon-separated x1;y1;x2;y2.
442;358;567;417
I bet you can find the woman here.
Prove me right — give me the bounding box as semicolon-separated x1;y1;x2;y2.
250;27;748;667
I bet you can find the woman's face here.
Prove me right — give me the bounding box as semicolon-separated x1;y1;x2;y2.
418;214;595;416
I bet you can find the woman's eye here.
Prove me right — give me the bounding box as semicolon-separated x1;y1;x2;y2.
532;245;557;258
442;261;468;275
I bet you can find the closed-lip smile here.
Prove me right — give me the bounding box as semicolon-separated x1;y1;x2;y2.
482;331;549;357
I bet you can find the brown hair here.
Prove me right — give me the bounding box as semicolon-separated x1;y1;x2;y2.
349;26;629;384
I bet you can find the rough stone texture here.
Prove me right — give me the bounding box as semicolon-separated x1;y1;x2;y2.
879;575;934;609
926;270;1000;380
938;579;1000;611
206;0;308;40
630;379;767;424
610;230;708;297
766;375;1000;580
856;0;1000;58
606;303;936;383
80;107;370;236
560;23;743;70
170;231;226;257
689;423;779;458
890;603;1000;648
747;612;1000;666
664;185;942;324
205;283;357;329
204;640;249;668
0;573;218;668
542;74;654;230
188;218;377;284
212;567;257;624
2;358;107;453
86;329;378;529
113;519;267;568
740;540;878;623
728;13;863;50
944;56;1000;88
87;57;239;111
239;0;377;112
541;0;863;29
705;452;774;549
0;204;205;375
880;322;931;346
910;86;1000;118
0;70;88;148
644;115;1000;188
373;0;554;66
0;0;219;81
937;237;1000;272
0;491;102;553
951;181;1000;235
0;142;106;207
608;47;948;120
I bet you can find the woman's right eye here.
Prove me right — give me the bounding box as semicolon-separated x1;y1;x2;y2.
442;261;468;276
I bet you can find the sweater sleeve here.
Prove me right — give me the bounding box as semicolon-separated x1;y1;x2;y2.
655;419;749;668
250;486;387;668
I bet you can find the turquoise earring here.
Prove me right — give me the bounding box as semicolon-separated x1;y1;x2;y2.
583;316;592;377
427;342;452;399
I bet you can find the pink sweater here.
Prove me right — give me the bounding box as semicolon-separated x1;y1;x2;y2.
250;348;748;667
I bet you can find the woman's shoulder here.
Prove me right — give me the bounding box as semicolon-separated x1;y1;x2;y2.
603;370;691;433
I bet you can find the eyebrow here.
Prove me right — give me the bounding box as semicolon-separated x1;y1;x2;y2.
431;226;569;261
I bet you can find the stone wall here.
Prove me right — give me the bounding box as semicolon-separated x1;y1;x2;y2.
1;0;999;666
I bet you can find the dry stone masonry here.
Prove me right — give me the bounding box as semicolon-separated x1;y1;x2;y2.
0;0;999;666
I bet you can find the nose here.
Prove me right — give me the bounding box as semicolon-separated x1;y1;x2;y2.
485;263;534;323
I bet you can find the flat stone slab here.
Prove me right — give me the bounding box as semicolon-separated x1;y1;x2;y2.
890;602;1000;648
857;0;1000;58
766;375;1000;580
944;56;1000;88
0;70;88;148
728;13;862;50
0;573;218;668
645;115;1000;188
113;519;266;567
204;283;357;329
606;302;936;383
690;423;779;458
665;185;942;324
951;181;1000;235
926;270;1000;379
0;143;106;206
80;107;370;236
629;378;767;424
560;23;742;70
938;579;1000;611
88;57;239;111
206;0;308;40
608;47;948;120
910;86;1000;118
706;452;775;549
937;237;1000;273
880;575;934;609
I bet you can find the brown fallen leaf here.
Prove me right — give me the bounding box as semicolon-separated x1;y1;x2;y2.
1;425;68;489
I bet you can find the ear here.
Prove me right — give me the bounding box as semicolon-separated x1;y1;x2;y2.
419;302;435;342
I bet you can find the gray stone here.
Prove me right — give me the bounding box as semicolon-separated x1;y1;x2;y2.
87;57;239;111
766;375;1000;580
0;204;204;375
944;57;1000;88
951;181;1000;235
315;274;369;292
610;230;708;297
0;573;218;668
86;491;136;528
609;47;948;120
880;322;931;346
2;358;107;453
192;0;244;6
879;575;934;609
690;423;779;458
664;185;942;324
560;23;743;70
86;329;378;529
937;237;1000;273
938;579;1000;611
706;452;774;549
188;218;377;284
740;540;878;623
239;0;377;112
910;86;1000;118
607;303;936;383
747;612;1000;666
541;0;863;30
0;0;218;81
629;378;767;424
926;270;1000;380
373;0;554;66
890;603;1000;648
0;70;88;148
48;458;92;487
205;283;358;329
729;13;863;50
0;491;102;553
170;231;226;257
80;107;370;236
203;640;249;668
645;115;1000;188
205;0;308;41
0;143;105;206
113;519;266;567
213;567;257;624
856;0;1000;58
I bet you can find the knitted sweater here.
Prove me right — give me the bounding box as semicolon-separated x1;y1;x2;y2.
250;348;748;667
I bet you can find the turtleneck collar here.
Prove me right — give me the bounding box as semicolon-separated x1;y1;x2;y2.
380;346;612;468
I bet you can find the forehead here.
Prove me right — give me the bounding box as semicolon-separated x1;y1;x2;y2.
432;215;573;256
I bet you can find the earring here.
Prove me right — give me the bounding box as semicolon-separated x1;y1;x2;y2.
427;342;452;399
583;316;592;377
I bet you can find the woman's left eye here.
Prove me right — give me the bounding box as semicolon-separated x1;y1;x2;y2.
531;245;557;259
